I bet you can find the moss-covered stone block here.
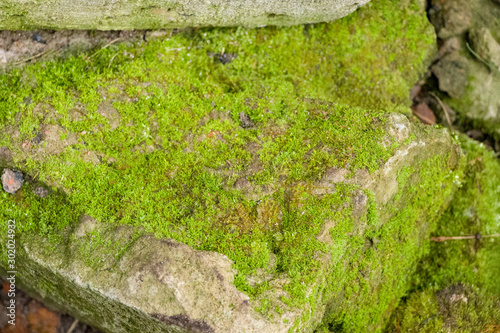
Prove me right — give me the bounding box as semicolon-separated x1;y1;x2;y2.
0;112;465;332
0;0;371;30
0;1;463;332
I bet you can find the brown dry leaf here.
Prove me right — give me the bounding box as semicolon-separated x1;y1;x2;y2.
26;307;60;333
2;281;10;294
411;102;436;125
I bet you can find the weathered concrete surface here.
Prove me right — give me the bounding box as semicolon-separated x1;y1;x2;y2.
0;0;369;30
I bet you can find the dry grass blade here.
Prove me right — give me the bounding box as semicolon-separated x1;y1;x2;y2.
429;92;454;131
66;319;79;333
11;48;59;65
466;42;500;74
90;37;123;58
108;52;119;68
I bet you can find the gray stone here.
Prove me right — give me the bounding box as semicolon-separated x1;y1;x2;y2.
239;112;254;129
432;52;468;99
74;215;98;238
33;186;49;198
0;0;370;30
1;168;23;194
429;0;472;39
427;0;500;141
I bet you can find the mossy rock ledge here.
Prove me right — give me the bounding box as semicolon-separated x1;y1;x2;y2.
0;109;465;333
0;1;469;331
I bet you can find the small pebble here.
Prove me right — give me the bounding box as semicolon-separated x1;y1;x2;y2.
33;186;49;198
239;112;254;128
466;129;485;141
32;33;46;44
1;168;24;194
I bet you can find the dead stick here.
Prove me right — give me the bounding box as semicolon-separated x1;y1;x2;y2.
431;233;500;242
429;92;453;131
90;37;122;58
12;48;58;65
66;319;79;333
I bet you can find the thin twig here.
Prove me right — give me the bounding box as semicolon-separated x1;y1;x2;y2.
89;37;122;58
66;319;79;333
164;47;186;52
11;48;59;65
429;92;453;131
431;233;500;242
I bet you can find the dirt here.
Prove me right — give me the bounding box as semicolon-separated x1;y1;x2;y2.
0;277;101;333
0;30;168;70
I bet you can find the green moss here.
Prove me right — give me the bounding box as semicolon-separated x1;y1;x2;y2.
412;137;500;294
0;0;434;127
387;285;500;332
315;148;463;332
386;137;500;332
394;165;414;202
0;0;442;330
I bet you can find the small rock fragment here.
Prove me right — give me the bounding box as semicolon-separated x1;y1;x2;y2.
466;129;485;141
434;37;460;61
2;168;24;194
33;186;49;198
239;112;254;128
432;52;468;98
75;215;98;238
32;33;46;44
207;52;237;65
0;146;13;165
429;0;471;39
411;103;436;125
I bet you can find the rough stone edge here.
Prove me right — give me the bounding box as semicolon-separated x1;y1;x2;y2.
0;114;464;333
0;0;370;30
